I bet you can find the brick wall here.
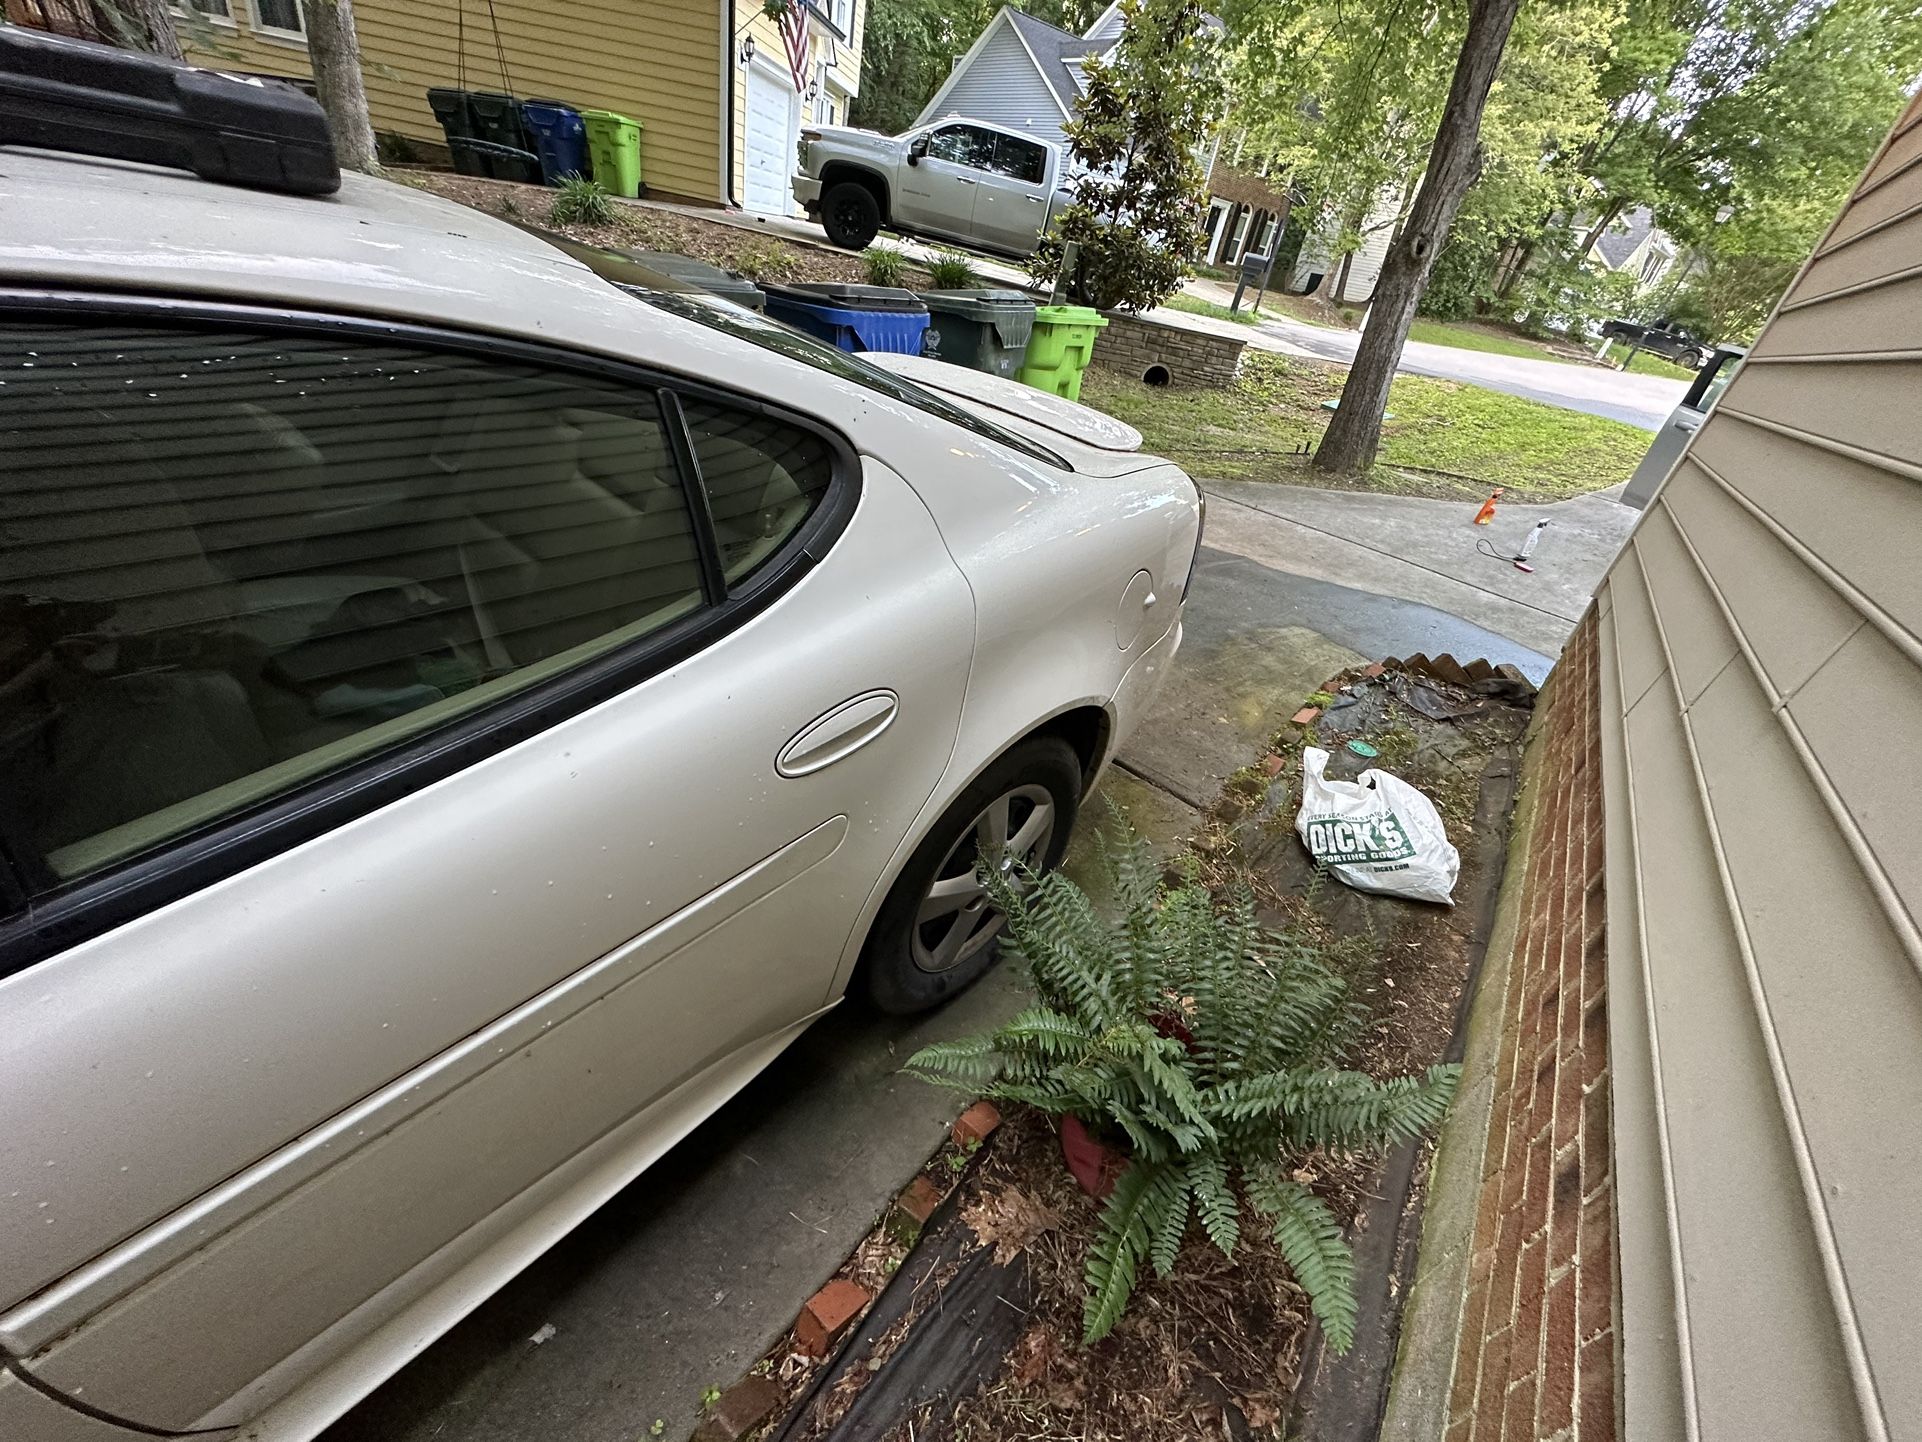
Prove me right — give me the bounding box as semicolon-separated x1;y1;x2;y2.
1089;312;1247;388
1446;613;1616;1442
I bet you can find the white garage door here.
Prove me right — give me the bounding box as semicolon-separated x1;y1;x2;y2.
743;66;796;215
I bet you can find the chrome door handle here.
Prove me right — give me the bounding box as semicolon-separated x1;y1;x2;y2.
959;177;977;185
777;691;899;777
1025;194;1043;203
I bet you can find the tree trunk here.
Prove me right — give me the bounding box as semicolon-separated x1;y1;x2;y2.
129;0;184;59
1311;0;1521;477
300;0;379;174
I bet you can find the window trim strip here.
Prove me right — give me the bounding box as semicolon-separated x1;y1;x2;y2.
0;288;862;977
661;388;729;606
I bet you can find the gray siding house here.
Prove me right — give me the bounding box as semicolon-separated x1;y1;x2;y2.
913;5;1112;151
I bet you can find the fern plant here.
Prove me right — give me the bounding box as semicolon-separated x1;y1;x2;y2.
926;249;981;289
905;836;1458;1350
548;175;615;228
862;246;909;287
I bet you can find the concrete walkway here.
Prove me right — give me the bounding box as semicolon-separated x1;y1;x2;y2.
318;476;1632;1442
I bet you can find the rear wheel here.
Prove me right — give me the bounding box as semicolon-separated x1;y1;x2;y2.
821;181;882;250
862;738;1081;1014
1680;348;1705;370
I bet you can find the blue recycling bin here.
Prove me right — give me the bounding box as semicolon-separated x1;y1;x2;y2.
520;99;589;185
761;282;930;355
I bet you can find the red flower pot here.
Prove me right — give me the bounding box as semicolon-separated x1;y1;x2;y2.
1059;1115;1128;1199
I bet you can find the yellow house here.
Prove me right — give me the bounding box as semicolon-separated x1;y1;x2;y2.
167;0;863;209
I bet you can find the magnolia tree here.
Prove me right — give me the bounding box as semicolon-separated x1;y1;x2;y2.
1030;0;1226;313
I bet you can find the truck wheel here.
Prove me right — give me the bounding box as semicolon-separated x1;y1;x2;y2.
822;182;881;250
1680;348;1704;370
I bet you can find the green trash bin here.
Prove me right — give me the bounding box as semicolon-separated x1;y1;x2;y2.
1018;304;1108;400
917;289;1036;380
580;109;643;198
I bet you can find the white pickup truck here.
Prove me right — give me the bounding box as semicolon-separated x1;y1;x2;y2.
792;117;1070;258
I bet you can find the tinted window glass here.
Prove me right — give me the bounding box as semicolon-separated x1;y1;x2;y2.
633;289;1067;471
0;322;705;881
928;125;995;169
992;134;1047;184
681;401;833;585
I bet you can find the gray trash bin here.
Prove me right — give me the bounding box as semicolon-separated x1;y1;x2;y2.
617;249;766;311
916;289;1037;379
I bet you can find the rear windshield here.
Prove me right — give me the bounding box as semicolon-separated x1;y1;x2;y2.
627;287;1069;471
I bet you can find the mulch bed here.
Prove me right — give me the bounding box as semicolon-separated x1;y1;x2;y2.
709;658;1532;1442
394;168;921;287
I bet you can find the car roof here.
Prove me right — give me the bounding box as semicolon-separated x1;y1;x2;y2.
0;148;713;362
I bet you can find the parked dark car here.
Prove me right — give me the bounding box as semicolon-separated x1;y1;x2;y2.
1599;317;1710;370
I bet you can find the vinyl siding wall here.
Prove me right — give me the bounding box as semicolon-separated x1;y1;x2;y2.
729;0;866;206
915;18;1067;146
184;0;725;204
1597;90;1922;1442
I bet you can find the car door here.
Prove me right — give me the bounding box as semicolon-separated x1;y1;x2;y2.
896;123;995;236
972;131;1054;253
0;304;974;1430
1622;345;1746;508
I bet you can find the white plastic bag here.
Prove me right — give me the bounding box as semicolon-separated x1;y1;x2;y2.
1294;746;1460;904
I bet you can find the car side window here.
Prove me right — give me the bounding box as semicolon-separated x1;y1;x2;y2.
680;400;834;585
991;134;1047;185
0;321;708;884
927;124;995;170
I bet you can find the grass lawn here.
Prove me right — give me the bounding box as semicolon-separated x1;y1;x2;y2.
1405;319;1573;362
1160;293;1262;325
1599;341;1698;380
1078;351;1649;502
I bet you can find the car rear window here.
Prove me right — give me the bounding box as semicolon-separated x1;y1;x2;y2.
626;288;1069;472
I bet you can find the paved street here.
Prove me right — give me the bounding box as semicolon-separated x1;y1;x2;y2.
319;478;1633;1442
1239;310;1687;430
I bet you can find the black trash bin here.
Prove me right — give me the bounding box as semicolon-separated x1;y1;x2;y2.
426;86;485;176
618;249;766;311
424;87;542;183
916;289;1038;379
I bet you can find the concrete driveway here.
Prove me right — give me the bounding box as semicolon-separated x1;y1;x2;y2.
318;479;1632;1442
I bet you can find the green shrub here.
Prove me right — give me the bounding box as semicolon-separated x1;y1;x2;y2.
862;246;908;287
906;835;1458;1350
926;249;981;290
547;175;615;228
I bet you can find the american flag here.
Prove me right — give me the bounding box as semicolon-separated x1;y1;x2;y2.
781;0;811;94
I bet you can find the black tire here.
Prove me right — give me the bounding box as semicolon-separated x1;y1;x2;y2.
821;181;882;250
1680;348;1704;370
862;737;1082;1015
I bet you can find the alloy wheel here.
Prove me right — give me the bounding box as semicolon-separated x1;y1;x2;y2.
910;783;1056;973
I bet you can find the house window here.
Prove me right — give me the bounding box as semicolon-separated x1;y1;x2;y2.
830;0;854;35
252;0;306;36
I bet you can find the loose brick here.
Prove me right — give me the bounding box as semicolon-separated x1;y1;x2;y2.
1261;751;1285;776
795;1278;870;1358
952;1101;1001;1147
896;1175;943;1226
1292;705;1322;725
693;1375;784;1442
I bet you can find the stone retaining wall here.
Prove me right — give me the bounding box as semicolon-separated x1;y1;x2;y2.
1090;311;1246;388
